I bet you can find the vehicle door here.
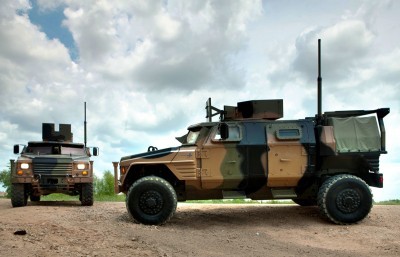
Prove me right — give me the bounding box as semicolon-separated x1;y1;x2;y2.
266;122;309;187
198;123;246;189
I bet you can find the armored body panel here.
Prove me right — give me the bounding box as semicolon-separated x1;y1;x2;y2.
114;100;389;225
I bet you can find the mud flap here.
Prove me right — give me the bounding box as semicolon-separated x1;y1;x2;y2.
365;173;383;188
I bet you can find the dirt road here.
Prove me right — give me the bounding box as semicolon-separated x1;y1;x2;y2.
0;199;399;256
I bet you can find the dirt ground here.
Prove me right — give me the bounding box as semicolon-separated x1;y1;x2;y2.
0;199;399;257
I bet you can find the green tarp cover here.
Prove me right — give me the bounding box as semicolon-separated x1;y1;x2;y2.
329;116;381;153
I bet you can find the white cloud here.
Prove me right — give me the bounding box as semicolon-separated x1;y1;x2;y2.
59;0;261;92
36;0;65;11
153;13;181;41
0;0;399;200
292;20;375;85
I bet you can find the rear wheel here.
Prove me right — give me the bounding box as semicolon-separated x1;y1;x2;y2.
80;183;94;206
126;176;177;225
11;184;28;207
318;175;372;224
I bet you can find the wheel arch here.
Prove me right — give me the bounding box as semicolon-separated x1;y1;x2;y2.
123;164;185;200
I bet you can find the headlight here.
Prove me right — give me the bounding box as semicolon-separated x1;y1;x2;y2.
21;163;30;169
77;164;86;170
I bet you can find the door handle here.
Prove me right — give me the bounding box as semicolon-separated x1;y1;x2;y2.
280;158;291;162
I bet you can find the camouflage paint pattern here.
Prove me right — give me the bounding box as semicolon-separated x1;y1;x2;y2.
116;102;388;201
117;119;317;200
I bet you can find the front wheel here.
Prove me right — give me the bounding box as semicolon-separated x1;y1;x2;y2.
11;184;28;207
80;183;94;206
126;176;177;225
318;175;372;224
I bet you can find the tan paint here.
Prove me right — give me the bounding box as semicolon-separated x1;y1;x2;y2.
266;123;308;187
199;126;243;189
267;143;307;187
120;147;199;184
167;147;198;180
199;144;228;189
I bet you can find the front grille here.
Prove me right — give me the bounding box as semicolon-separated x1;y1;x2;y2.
33;163;73;175
32;158;73;175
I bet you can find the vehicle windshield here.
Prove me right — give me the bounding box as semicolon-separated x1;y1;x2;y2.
24;143;86;155
186;130;200;144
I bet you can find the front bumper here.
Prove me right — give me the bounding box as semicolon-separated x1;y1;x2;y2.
12;175;93;184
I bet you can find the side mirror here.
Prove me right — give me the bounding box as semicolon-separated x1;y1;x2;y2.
92;147;99;156
13;145;20;154
218;123;229;140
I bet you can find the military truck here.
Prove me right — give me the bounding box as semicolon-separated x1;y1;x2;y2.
11;123;99;206
113;40;389;225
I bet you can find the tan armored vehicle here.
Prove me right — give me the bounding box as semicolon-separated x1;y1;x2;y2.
113;40;390;225
11;123;98;206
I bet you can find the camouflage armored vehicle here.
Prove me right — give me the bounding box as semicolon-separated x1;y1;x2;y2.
11;123;99;207
113;40;389;225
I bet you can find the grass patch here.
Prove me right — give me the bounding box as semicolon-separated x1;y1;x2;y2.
41;194;79;201
187;199;293;204
375;199;400;205
40;193;126;202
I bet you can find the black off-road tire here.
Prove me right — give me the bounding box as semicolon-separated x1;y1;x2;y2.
30;195;41;202
126;176;177;225
11;183;28;207
317;175;372;224
293;198;317;206
80;183;94;206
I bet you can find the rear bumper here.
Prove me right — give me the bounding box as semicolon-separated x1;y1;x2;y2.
363;172;383;188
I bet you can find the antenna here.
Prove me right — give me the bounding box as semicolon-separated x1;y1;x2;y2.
205;97;225;121
84;102;87;147
317;39;322;124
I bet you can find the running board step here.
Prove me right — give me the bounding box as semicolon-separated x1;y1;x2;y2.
271;188;297;199
222;190;246;199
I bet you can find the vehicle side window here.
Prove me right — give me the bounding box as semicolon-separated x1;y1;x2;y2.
276;128;301;140
266;123;302;141
212;124;242;142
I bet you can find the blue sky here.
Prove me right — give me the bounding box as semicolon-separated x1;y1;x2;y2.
0;0;399;200
28;0;78;60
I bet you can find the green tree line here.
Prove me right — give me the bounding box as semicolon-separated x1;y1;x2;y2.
0;167;12;196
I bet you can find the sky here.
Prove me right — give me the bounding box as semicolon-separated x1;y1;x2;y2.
0;0;398;201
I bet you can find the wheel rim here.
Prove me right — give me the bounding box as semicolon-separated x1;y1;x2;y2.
336;189;361;213
139;190;164;215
